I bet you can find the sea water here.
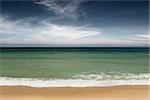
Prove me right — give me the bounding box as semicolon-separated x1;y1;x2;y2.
0;47;149;87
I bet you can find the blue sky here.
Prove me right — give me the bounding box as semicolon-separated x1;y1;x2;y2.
0;0;149;47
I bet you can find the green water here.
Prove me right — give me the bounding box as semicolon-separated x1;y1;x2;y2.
0;48;149;79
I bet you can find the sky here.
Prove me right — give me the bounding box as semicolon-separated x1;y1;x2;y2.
0;0;149;47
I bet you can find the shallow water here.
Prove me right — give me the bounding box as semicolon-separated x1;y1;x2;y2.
0;47;149;79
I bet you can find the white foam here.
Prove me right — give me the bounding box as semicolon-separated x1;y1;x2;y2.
0;77;149;87
72;73;150;80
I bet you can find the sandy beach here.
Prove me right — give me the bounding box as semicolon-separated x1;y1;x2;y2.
0;85;149;100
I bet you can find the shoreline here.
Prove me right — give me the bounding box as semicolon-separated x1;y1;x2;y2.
0;85;150;100
1;76;150;87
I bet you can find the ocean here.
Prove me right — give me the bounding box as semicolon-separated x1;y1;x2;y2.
0;47;149;87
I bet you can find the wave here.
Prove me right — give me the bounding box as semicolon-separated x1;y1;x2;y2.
72;73;150;80
0;73;150;87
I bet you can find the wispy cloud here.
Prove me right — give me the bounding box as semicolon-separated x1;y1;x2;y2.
34;0;85;19
0;16;149;47
0;16;100;44
128;34;150;41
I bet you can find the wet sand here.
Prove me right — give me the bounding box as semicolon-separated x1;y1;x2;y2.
0;85;149;100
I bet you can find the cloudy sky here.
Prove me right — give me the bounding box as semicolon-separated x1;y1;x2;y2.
0;0;149;47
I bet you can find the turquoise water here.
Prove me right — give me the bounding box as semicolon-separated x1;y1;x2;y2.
0;47;149;79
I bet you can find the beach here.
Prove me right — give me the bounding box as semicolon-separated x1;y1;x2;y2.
0;85;149;100
0;48;149;100
1;0;149;99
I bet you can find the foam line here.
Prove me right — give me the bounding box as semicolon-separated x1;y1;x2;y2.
0;77;149;87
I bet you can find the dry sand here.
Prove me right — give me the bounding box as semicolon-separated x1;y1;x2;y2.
0;85;150;100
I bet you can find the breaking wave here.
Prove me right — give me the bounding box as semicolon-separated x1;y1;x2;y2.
0;73;150;87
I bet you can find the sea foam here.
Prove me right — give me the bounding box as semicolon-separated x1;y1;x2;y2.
0;73;150;87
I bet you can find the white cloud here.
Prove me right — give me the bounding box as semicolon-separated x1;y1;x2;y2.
128;34;150;41
0;16;149;47
34;0;85;19
0;16;100;44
